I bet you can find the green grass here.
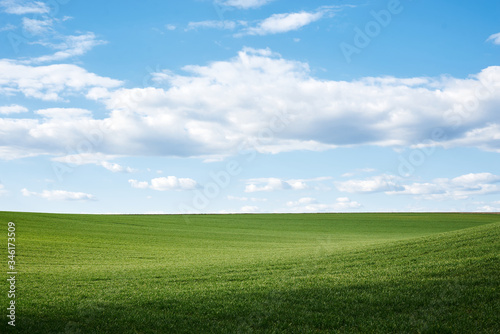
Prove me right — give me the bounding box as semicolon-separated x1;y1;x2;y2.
1;212;499;333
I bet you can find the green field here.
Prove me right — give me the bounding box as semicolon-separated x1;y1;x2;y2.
1;212;499;333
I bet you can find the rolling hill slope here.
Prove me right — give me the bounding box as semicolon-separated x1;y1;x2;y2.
0;212;498;333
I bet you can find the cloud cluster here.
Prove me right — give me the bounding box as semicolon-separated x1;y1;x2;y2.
241;11;323;36
0;0;49;15
227;195;267;202
244;176;330;193
286;197;361;212
187;20;242;31
245;177;307;192
337;172;500;200
129;176;198;191
0;60;121;101
52;153;135;173
21;188;96;201
1;48;500;161
22;16;53;35
388;173;500;200
0;104;28;114
216;0;273;9
30;32;107;63
336;175;403;193
189;7;331;36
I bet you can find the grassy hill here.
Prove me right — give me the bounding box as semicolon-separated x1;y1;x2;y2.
1;212;498;333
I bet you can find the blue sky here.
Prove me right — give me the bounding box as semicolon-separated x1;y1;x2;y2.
0;0;499;214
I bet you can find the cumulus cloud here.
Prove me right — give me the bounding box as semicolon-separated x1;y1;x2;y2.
336;174;403;193
244;177;328;192
286;197;317;207
336;172;500;200
240;205;260;213
0;104;28;114
487;32;500;45
227;195;267;202
21;188;96;201
187;20;242;31
52;153;135;173
216;0;273;9
129;176;198;191
1;48;500;160
477;201;500;212
100;162;136;173
287;197;361;212
382;172;500;200
240;11;323;36
36;108;92;119
341;168;376;178
128;179;149;189
0;60;122;101
0;0;49;14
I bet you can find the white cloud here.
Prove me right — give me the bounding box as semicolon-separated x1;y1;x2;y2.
0;0;49;14
477;201;500;212
240;205;259;213
341;168;376;177
287;197;361;212
336;172;500;200
21;188;96;201
187;20;241;30
0;23;16;32
216;0;273;9
385;172;500;200
0;184;7;196
450;172;500;186
0;104;28;114
336;175;403;193
35;108;92;119
286;197;317;207
2;49;500;160
129;176;198;191
101;161;136;173
151;176;198;191
22;17;53;35
477;205;500;212
245;176;331;193
165;24;176;31
245;177;317;192
241;11;323;36
0;59;122;101
227;195;267;202
487;32;500;45
30;32;107;63
128;179;149;189
52;153;135;173
52;153;121;166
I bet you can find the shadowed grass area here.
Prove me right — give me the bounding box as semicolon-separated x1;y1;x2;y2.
0;212;498;333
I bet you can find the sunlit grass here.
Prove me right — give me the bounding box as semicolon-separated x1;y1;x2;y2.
1;212;498;333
